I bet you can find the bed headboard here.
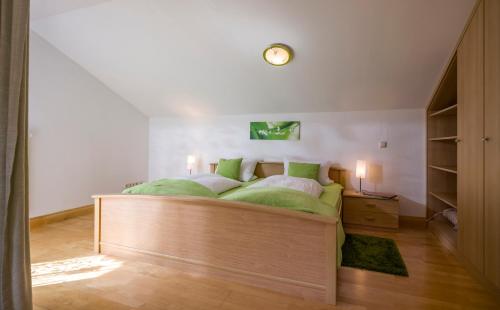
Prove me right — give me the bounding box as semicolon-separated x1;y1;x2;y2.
209;161;346;188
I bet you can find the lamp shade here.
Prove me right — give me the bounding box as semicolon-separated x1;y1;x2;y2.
186;155;196;170
355;160;366;179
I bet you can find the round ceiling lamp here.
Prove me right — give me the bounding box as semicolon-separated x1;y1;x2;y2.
263;44;293;66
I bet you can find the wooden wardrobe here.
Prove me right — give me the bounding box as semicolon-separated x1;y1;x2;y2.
428;0;500;292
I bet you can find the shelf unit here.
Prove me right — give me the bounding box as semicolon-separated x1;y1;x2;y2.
428;136;457;141
429;192;457;208
428;165;457;174
426;55;458;249
429;104;457;117
428;214;457;251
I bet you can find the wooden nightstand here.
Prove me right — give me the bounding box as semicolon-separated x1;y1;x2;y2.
342;190;399;229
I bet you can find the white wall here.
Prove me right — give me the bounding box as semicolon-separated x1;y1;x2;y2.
28;32;426;218
29;32;149;218
150;109;426;217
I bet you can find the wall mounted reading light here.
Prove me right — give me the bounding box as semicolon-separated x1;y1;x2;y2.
263;44;293;66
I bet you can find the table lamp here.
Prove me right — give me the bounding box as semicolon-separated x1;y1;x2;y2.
187;155;196;175
355;160;366;193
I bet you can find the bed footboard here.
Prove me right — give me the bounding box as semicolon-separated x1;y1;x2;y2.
94;195;337;304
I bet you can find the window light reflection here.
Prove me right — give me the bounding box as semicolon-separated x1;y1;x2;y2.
31;255;122;287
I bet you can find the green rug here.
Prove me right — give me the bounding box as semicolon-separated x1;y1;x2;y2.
341;233;408;276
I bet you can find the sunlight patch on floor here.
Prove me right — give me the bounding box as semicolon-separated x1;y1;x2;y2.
31;255;122;287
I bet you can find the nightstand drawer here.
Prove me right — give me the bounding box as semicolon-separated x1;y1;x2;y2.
343;211;399;229
343;197;399;215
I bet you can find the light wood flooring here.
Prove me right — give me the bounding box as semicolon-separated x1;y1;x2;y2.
30;214;500;309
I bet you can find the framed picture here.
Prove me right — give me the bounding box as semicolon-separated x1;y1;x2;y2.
250;121;300;140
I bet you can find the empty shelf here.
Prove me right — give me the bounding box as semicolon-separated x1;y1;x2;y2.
429;104;457;117
428;136;458;142
429;165;457;174
429;192;457;208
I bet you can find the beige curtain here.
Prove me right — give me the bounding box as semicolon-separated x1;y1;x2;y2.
0;0;32;309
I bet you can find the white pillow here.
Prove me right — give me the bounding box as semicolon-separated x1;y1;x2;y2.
192;174;242;194
249;175;324;198
240;159;258;182
283;158;333;185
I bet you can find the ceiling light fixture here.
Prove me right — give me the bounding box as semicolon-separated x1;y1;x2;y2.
263;43;293;66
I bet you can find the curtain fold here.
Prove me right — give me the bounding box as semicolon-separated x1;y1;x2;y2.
0;0;32;309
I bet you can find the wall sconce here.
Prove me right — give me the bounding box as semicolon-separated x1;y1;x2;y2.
355;160;366;193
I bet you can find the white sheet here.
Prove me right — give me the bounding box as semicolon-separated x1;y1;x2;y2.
177;173;242;194
248;175;324;198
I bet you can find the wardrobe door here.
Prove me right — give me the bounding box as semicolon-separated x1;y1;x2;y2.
457;1;484;273
484;0;500;289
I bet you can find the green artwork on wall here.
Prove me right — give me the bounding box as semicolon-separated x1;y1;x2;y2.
250;121;300;140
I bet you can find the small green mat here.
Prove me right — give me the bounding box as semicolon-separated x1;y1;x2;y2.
341;233;408;276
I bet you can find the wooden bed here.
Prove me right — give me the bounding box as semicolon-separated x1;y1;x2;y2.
93;162;346;305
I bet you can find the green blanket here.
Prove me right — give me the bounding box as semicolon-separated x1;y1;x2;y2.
221;187;336;216
319;183;343;209
122;179;217;198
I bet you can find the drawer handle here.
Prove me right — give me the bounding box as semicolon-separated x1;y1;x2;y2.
365;204;376;208
364;216;376;221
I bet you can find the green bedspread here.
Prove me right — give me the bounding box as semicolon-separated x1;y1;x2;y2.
320;183;343;210
122;179;217;198
221;187;336;216
320;183;345;266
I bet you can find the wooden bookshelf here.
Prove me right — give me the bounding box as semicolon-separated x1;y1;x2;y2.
428;136;458;142
426;55;458;250
429;104;457;117
429;165;457;174
428;214;457;252
429;192;457;208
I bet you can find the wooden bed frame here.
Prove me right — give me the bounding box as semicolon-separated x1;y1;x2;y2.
93;162;346;304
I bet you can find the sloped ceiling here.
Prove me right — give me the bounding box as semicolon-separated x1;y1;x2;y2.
31;0;475;117
30;0;110;20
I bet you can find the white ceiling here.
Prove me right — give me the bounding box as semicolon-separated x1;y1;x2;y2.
31;0;475;117
30;0;110;20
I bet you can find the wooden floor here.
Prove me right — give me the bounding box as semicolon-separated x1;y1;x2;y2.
30;214;499;310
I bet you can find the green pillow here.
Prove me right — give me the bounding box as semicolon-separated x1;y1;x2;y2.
288;162;320;180
216;158;243;180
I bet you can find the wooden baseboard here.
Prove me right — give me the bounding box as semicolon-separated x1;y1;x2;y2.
30;205;94;230
399;215;426;229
